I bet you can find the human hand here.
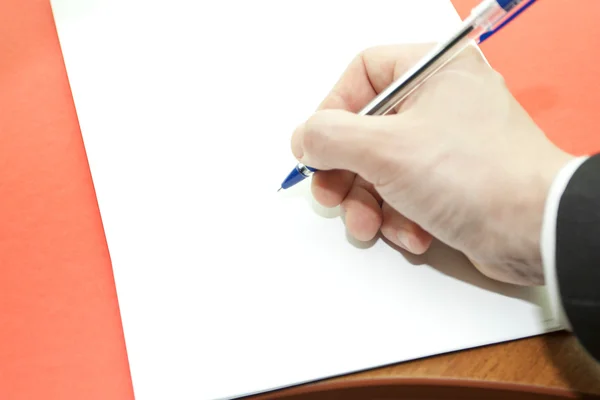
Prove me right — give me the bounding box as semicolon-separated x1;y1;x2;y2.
290;44;573;286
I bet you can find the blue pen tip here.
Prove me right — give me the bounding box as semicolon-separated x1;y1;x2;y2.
280;166;307;190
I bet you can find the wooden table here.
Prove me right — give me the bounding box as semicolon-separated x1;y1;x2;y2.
306;332;600;395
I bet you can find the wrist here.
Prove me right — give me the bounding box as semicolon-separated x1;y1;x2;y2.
521;146;575;284
473;143;574;286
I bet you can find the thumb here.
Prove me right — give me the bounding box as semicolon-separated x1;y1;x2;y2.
291;109;399;184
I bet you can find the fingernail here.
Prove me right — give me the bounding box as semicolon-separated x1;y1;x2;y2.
397;229;416;253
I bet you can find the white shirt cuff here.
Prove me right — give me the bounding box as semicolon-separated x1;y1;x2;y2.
540;155;589;331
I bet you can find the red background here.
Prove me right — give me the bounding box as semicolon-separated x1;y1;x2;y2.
0;0;597;399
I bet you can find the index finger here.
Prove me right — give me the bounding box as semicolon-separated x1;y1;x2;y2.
317;43;435;112
310;43;434;208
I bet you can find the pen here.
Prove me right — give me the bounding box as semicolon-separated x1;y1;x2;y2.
278;0;537;191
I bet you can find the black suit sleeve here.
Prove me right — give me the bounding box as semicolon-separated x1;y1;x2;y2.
556;153;600;362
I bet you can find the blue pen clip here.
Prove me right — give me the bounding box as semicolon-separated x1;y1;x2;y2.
479;0;538;44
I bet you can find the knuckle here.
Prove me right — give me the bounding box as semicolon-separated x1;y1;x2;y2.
455;45;490;72
357;46;377;60
489;69;507;87
461;44;483;60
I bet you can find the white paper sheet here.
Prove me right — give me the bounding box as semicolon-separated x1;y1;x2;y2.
49;1;559;399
